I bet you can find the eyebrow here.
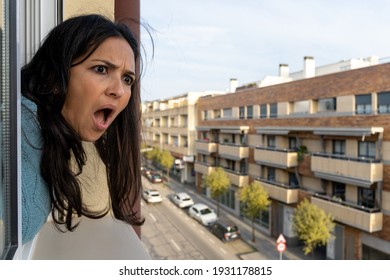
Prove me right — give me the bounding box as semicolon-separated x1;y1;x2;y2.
91;59;135;76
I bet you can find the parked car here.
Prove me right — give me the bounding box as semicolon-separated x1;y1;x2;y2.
141;167;152;176
211;220;240;242
188;203;217;226
148;172;163;183
142;189;162;203
171;192;194;208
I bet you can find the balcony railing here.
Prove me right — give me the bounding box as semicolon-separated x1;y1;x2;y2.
254;147;298;168
219;142;249;159
195;140;218;154
223;168;249;187
194;162;216;175
312;194;383;233
255;177;299;204
311;152;383;184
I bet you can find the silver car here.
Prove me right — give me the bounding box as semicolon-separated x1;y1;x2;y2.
188;203;217;226
171;192;194;208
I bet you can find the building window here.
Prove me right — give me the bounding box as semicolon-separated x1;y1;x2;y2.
220;187;236;210
358;141;376;159
203;110;208;120
332;182;345;201
246;106;253;119
333;140;345;155
293;100;310;114
267;136;276;148
270;103;277;118
239;106;245;119
267;167;276;181
1;0;19;259
213;109;221;119
358;187;375;208
223;108;232;119
260;104;267;118
289;137;297;150
289;173;299;187
356;94;372;115
377;91;390;114
318;98;336;112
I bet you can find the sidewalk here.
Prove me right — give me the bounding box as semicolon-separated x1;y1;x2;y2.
165;177;315;260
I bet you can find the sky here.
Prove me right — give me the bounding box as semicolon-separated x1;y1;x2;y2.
139;0;390;102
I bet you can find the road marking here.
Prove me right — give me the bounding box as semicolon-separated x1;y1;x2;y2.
171;239;181;252
219;247;227;255
149;213;157;222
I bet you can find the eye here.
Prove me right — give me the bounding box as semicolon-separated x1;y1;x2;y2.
94;65;108;74
123;75;135;86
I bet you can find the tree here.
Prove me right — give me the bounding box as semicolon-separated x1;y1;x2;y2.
204;167;230;217
160;150;174;182
239;181;270;242
292;198;335;255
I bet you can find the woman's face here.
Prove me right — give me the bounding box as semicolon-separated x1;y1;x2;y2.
61;37;135;142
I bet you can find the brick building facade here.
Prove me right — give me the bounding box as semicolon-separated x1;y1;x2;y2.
195;62;390;259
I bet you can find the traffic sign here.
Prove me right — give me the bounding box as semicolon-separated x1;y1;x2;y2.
277;242;286;252
276;234;286;244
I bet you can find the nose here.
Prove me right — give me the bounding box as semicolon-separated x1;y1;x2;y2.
106;75;127;98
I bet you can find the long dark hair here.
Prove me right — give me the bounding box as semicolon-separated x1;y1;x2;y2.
21;14;144;231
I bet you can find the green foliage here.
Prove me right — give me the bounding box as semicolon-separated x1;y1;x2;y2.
292;198;335;255
160;150;174;174
240;181;270;220
204;167;230;199
204;167;230;216
145;148;162;163
239;181;270;242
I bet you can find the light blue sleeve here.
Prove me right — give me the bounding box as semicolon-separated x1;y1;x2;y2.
21;97;51;244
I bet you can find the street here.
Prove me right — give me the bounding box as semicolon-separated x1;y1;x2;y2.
141;176;257;260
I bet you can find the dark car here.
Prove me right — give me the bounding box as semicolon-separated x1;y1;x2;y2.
211;220;240;242
147;172;163;183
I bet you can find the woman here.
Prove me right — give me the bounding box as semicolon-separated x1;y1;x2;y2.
21;14;144;244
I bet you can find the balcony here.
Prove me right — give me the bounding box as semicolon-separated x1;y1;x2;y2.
255;178;299;204
312;195;383;233
219;143;249;160
224;169;249;187
254;147;298;168
194;162;216;175
311;153;383;187
195;140;218;154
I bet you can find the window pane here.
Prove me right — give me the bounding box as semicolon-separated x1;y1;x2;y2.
270;103;277;118
260;104;267;118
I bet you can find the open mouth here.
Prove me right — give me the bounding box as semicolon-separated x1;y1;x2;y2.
94;108;114;125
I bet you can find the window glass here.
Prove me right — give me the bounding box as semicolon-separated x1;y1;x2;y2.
239;106;245;119
358;141;376;159
223;108;232;118
332;182;345;201
293;100;310;113
246;105;253;119
358;187;375;208
1;0;18;259
377;92;390;114
270;103;277;118
260;104;267;118
356;94;372;114
333;140;345;155
318;98;336;112
267;136;276;148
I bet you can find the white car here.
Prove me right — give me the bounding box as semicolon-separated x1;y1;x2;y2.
188;203;218;226
142;189;162;203
171;192;194;208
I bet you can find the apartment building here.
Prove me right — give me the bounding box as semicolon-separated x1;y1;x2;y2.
141;91;224;184
195;58;390;260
